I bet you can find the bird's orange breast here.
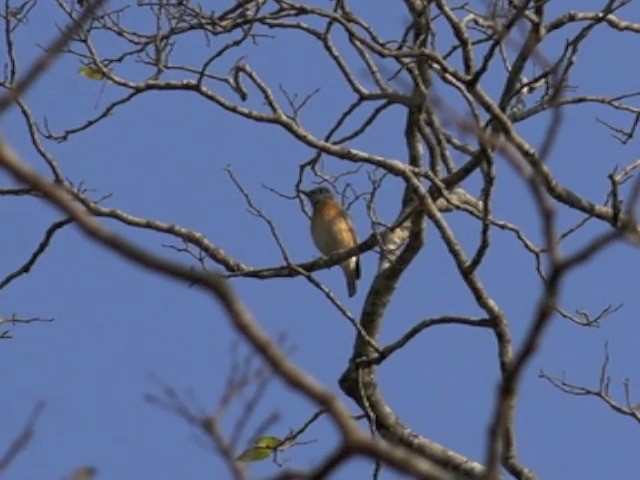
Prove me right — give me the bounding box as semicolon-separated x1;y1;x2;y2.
311;201;356;256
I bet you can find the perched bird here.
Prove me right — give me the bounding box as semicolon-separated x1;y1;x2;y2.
66;466;98;480
302;186;361;297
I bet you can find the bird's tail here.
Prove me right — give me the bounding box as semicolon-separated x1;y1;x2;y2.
343;257;361;297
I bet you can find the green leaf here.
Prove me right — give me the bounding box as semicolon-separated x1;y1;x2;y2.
235;436;282;462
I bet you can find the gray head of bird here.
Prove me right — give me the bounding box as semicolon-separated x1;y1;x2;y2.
301;186;335;206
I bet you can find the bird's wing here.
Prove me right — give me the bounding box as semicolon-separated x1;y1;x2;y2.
346;213;361;280
340;207;361;281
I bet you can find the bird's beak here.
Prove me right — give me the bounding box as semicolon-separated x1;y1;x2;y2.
300;189;311;198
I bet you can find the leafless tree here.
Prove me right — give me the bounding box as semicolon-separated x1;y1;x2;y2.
2;1;640;478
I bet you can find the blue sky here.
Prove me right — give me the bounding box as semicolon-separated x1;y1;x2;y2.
2;1;640;479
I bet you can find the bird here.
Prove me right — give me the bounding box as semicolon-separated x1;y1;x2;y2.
66;466;98;480
302;186;361;297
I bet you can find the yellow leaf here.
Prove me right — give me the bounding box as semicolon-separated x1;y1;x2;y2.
235;436;282;462
79;64;108;81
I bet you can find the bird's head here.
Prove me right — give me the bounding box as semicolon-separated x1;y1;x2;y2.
301;186;335;206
